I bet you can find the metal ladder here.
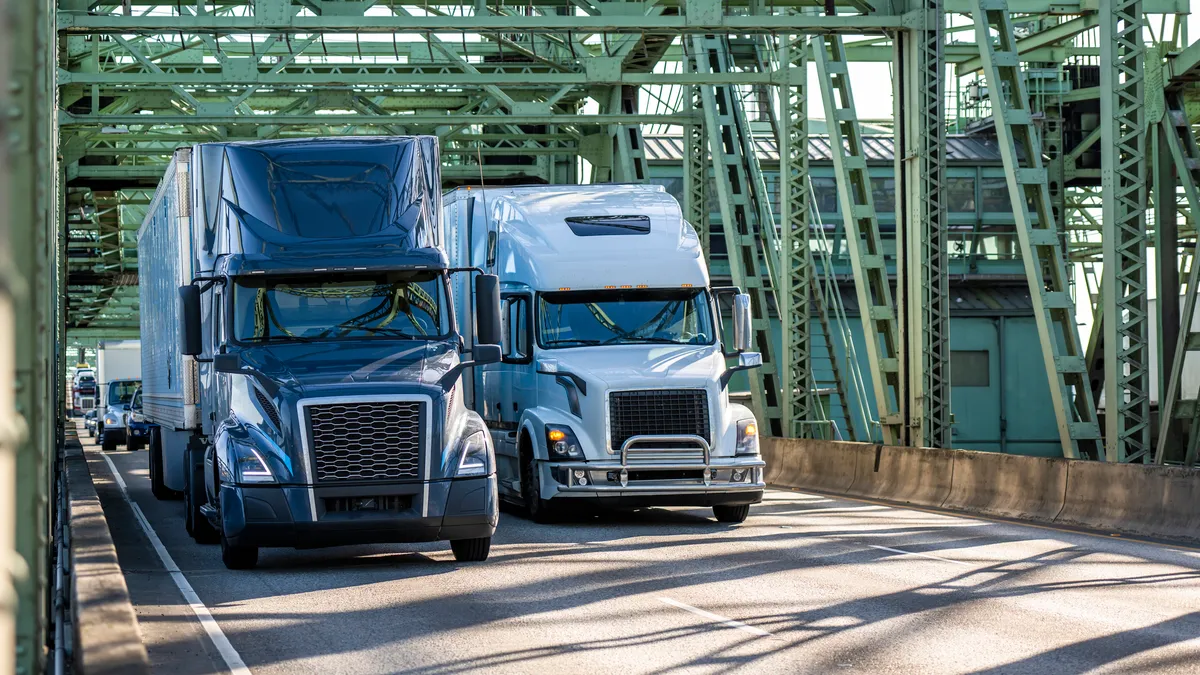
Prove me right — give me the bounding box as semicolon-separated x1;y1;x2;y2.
687;34;784;436
1155;90;1200;466
811;34;903;445
969;0;1102;459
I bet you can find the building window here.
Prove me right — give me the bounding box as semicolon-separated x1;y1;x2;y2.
870;177;896;213
951;350;990;387
945;177;977;214
812;177;838;215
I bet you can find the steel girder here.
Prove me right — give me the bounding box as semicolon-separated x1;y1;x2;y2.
896;0;949;449
969;0;1102;459
813;34;903;445
0;0;18;671
778;33;814;438
1099;0;1151;463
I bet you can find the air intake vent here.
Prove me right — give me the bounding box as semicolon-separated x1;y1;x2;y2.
254;387;281;429
609;389;710;451
307;401;423;482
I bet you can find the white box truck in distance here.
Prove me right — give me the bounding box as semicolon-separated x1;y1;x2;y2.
138;137;504;569
95;340;142;450
443;184;765;523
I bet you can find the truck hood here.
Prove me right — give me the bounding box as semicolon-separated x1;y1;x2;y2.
541;343;724;390
238;340;459;393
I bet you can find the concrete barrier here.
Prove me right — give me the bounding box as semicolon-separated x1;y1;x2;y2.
847;444;956;508
763;435;1200;545
65;439;152;675
944;451;1067;522
1057;460;1200;544
761;437;860;494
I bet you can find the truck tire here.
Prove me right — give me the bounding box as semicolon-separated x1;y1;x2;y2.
520;444;555;524
88;427;94;439
100;429;117;452
149;429;177;500
184;462;219;544
713;504;751;523
450;537;491;562
220;534;259;570
126;428;143;452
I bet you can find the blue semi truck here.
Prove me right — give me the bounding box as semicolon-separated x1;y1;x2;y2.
137;137;504;569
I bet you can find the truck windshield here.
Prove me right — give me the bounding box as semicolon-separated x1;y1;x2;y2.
108;381;140;407
232;271;449;343
538;289;715;348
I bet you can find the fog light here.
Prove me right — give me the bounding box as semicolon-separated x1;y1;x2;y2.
732;469;745;482
573;469;587;486
607;471;618;483
573;470;585;479
578;477;588;486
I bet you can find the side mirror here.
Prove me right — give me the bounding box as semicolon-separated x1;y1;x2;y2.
473;343;502;366
732;293;753;354
212;353;241;373
475;274;502;346
179;285;203;356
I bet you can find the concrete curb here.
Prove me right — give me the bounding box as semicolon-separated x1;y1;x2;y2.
761;436;1200;545
65;439;152;675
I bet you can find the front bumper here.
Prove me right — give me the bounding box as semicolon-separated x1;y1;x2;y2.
127;422;152;439
220;475;498;549
546;435;766;504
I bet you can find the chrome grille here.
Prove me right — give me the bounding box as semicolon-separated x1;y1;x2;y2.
609;389;710;451
307;401;423;482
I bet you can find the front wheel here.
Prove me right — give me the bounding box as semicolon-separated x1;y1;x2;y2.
450;537;491;562
521;452;555;524
100;430;117;452
713;504;751;523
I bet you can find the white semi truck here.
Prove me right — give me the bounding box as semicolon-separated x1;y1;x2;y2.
443;184;765;523
95;340;142;450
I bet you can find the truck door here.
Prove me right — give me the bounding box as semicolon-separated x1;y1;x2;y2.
489;293;533;473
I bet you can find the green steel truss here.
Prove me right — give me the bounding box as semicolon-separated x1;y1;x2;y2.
688;34;784;436
1099;0;1151;463
812;34;903;445
969;0;1102;459
896;0;950;449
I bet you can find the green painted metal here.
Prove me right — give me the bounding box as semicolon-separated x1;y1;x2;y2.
1099;0;1151;463
1154;90;1200;466
688;34;784;436
812;34;903;445
969;0;1102;459
0;0;19;671
778;33;814;438
896;0;950;449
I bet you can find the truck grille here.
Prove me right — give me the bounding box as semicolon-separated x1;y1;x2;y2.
608;389;710;451
307;401;423;482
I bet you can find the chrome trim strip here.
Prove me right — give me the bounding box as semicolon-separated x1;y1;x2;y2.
556;482;766;493
296;393;434;520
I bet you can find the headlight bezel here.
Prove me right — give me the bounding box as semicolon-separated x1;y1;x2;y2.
545;424;584;459
230;440;276;484
455;430;492;478
736;419;760;456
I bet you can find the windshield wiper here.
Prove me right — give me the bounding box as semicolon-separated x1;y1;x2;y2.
340;326;419;338
544;338;603;346
602;335;688;345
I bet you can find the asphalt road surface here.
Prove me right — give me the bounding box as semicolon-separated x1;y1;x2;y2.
79;423;1200;675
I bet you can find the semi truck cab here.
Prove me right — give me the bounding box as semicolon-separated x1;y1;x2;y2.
443;184;765;523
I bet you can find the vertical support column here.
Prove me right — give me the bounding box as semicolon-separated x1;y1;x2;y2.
1099;0;1150;462
778;34;813;437
0;1;20;673
11;0;52;671
1153;128;1181;458
895;0;949;448
682;70;709;258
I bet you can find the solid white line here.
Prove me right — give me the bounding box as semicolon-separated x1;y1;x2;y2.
658;597;772;637
869;544;972;567
97;451;253;675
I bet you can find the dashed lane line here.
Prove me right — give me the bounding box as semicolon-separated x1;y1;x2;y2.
868;544;972;567
658;597;773;637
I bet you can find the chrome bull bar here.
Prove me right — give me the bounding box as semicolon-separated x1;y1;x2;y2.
551;434;766;492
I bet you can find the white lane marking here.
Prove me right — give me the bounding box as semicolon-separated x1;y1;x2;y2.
869;544;971;567
98;452;253;675
658;597;772;637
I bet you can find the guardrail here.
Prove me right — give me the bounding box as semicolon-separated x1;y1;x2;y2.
62;432;151;675
762;437;1200;544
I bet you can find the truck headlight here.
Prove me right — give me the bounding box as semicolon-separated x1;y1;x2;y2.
232;442;275;484
104;412;121;426
736;419;759;456
456;431;491;477
545;425;583;459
